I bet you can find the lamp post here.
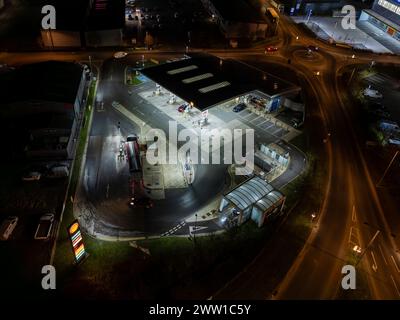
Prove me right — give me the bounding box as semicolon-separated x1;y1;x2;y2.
193;213;198;244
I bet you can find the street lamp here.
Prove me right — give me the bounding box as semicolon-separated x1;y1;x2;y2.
193;213;198;244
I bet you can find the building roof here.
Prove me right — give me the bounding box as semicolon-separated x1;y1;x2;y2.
364;8;400;31
223;175;284;211
206;0;267;24
45;0;125;31
0;61;84;105
140;53;298;111
46;0;90;31
87;0;125;30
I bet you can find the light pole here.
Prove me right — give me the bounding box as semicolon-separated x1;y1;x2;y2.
193;213;198;244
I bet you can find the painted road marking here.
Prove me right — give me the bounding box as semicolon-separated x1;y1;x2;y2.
390;275;400;297
189;225;208;235
391;255;400;273
378;245;388;265
348;227;359;246
371;250;378;272
352;205;356;222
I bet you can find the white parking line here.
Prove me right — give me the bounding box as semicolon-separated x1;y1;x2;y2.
378;245;388;265
263;122;274;129
258;120;268;127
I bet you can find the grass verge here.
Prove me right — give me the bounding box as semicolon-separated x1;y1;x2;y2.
53;80;97;272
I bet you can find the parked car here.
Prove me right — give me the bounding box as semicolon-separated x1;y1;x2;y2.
22;171;41;182
233;103;246;112
291;118;301;128
114;51;128;59
130;197;153;209
265;46;278;52
34;213;54;240
364;87;383;99
46;165;69;179
307;45;319;51
178;104;188;113
0;216;18;241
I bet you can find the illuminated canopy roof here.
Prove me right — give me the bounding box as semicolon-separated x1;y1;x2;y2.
223;176;284;212
140;53;299;111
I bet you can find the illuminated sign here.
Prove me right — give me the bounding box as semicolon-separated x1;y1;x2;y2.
68;220;87;264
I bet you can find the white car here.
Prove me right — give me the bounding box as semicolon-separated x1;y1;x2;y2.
34;213;55;240
0;216;18;241
46;165;69;179
363;88;383;99
114;52;128;59
22;171;41;181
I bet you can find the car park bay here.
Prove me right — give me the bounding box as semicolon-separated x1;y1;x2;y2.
235;108;290;139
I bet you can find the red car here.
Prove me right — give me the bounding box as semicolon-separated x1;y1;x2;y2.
265;46;278;52
178;104;188;113
129;197;153;208
307;45;319;51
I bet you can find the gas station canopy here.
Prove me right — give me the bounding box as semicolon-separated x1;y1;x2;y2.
140;53;299;111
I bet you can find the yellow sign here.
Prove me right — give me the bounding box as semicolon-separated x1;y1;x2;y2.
69;222;79;234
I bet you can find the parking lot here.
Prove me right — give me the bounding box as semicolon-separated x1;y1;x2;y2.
362;72;400;124
124;0;225;48
0;167;68;297
236;108;289;138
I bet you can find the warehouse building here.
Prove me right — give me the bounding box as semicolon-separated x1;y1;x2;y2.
0;61;87;159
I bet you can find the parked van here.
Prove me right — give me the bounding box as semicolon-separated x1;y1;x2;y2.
47;165;69;179
0;216;18;241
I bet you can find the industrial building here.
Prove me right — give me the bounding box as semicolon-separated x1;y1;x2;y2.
360;0;400;43
41;0;125;48
0;61;87;159
201;0;270;40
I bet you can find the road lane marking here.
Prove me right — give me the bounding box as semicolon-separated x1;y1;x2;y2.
348;227;360;246
348;227;354;243
352;205;356;222
378;245;388;265
390;275;400;297
391;255;400;273
371;250;378;272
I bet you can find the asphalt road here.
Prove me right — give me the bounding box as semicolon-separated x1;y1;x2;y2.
78;52;306;237
213;15;400;300
80;56;230;236
1;12;399;298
